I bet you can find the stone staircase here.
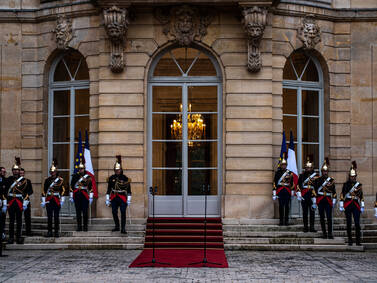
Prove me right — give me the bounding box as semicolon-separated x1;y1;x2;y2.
2;217;377;251
223;218;377;252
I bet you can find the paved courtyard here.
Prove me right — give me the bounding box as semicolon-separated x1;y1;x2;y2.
1;250;377;282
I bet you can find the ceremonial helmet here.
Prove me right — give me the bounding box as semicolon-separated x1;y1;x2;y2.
321;157;329;172
280;153;287;166
349;161;357;177
12;157;21;170
114;155;122;170
78;156;85;170
50;158;58;172
305;155;313;169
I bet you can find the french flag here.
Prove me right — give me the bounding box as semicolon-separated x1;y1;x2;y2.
84;130;98;198
287;130;298;187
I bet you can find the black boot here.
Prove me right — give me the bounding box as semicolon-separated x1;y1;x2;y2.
7;238;14;244
303;226;309;233
16;237;24;244
121;229;127;234
112;226;120;232
46;231;53;238
76;217;82;232
320;218;327;238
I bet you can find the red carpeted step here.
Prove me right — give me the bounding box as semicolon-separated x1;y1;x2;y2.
147;217;222;223
145;235;223;243
144;242;224;249
145;229;223;236
146;223;222;230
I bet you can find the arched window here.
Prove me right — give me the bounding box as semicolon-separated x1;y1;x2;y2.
148;45;222;216
283;50;324;172
48;50;90;186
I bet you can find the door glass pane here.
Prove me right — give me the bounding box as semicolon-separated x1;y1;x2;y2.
188;53;217;76
188;86;217;112
291;52;309;79
75;89;90;115
302;117;319;142
302;144;319;170
153;142;182;168
53;117;70;142
154;52;182;76
75;116;90;138
57;170;70;191
302;90;319;116
54;60;71;81
152;169;182;195
188;170;217;195
283;88;297;115
283;116;297;139
188;142;217;168
153;114;183;140
301;59;319;82
53;144;70;169
53;90;70;115
153;86;182;112
171;47;200;74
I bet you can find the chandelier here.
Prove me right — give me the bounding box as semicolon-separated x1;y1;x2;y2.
170;104;206;146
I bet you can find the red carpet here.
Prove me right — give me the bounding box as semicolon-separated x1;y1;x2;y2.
129;248;228;268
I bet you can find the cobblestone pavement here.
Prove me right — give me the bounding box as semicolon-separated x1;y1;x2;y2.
1;250;377;282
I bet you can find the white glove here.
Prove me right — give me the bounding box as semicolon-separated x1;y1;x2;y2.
311;198;317;210
41;197;46;208
361;207;365;213
272;196;277;201
1;200;6;213
296;191;302;201
332;198;337;206
374;207;377;218
60;196;65;206
69;192;74;203
339;201;344;212
89;192;93;205
23;200;29;211
127;195;132;205
291;190;295;197
106;194;110;207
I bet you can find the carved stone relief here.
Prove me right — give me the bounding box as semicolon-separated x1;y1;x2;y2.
54;14;73;50
242;6;267;73
298;15;321;50
154;5;214;46
103;6;130;73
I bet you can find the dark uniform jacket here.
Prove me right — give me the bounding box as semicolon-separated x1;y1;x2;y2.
298;171;318;198
107;174;131;203
6;175;32;210
43;175;65;206
0;175;6;201
70;172;92;200
340;180;364;211
274;168;293;195
312;175;336;207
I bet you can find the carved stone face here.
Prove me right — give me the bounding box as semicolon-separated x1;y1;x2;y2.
55;17;72;50
303;23;319;40
106;22;124;41
246;23;263;38
177;13;193;34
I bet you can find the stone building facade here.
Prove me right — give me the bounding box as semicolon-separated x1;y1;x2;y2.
0;0;376;220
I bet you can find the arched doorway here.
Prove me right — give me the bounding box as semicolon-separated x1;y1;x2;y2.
147;45;223;217
48;50;90;214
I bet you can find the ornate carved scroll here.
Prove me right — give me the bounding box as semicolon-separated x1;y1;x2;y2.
103;6;130;73
298;15;321;50
154;5;214;46
242;6;267;73
54;14;73;50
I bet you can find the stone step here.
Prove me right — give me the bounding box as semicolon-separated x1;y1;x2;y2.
2;229;145;238
23;236;144;244
363;243;377;250
223;230;377;238
10;217;146;225
5;243;144;250
222;224;377;232
224;237;345;245
5;224;146;231
222;218;375;225
224;244;364;252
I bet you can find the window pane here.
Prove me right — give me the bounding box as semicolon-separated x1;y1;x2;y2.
187;114;217;141
53;144;70;169
188;142;217;168
171;47;200;74
302;144;319;170
74;58;89;80
153;142;182;168
188;86;217;112
153;86;182;112
57;170;70;192
75;116;89;140
153;114;182;140
188;53;217;76
283;57;297;80
302;117;319;142
53;90;70;116
75;88;90;115
291;52;309;79
53;117;70;142
301;59;319;82
152;169;182;195
302;90;319;116
188;170;217;195
153;52;182;76
54;60;71;81
283;88;297;115
283;116;297;139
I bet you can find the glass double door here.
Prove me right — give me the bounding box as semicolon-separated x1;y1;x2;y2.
148;83;221;217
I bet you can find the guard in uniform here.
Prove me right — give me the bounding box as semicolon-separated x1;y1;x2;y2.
296;156;318;232
6;157;32;244
70;161;93;232
273;154;294;226
312;158;336;239
0;167;7;241
41;160;65;237
106;156;132;234
20;168;33;236
374;193;377;218
339;161;364;246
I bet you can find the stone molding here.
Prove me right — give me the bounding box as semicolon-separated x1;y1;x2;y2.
53;14;73;50
298;14;321;50
241;6;268;72
103;5;130;73
154;5;214;46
